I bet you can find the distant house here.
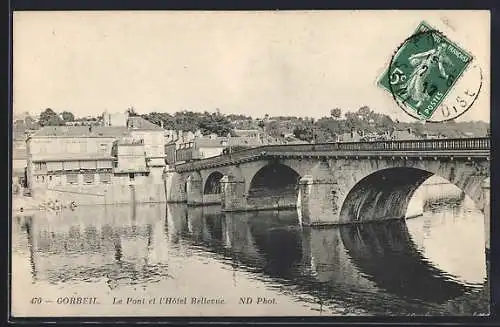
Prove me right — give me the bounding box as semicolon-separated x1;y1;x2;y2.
164;141;178;167
233;129;262;139
337;129;363;142
174;135;266;164
390;127;418;140
103;111;128;127
421;132;439;139
176;137;228;163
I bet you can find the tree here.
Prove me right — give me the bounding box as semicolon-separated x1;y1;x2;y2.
126;106;138;116
330;108;342;119
358;106;372;120
39;108;64;126
198;111;233;136
292;120;315;142
61;111;75;122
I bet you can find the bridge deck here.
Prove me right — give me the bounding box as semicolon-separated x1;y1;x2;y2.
174;138;490;172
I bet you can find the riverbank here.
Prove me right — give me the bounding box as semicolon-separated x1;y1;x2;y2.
12;194;78;213
12;181;167;215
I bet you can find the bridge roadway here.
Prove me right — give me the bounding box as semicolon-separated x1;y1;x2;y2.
167;137;490;254
174;138;490;173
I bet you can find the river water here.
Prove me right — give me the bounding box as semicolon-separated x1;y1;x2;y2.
11;183;489;317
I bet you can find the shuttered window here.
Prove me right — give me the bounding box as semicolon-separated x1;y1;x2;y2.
34;162;47;171
46;161;63;171
97;160;113;169
83;173;94;184
64;161;80;171
66;174;78;184
99;173;111;183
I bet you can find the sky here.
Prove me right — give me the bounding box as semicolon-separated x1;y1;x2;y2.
13;10;490;122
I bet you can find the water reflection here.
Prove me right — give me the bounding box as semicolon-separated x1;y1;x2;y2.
15;204;172;289
12;194;488;316
340;220;469;303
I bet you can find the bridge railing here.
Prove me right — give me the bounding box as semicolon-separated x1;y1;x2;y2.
174;137;490;171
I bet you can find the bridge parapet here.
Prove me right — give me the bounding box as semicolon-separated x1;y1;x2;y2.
174;138;490;173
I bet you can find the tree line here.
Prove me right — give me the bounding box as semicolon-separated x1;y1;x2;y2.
27;106;489;142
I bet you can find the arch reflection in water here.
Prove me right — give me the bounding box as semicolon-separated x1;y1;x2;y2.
339;220;471;303
169;204;487;314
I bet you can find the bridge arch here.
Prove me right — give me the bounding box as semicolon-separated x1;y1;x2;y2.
204;171;224;195
338;163;488;224
339;167;432;223
247;162;301;210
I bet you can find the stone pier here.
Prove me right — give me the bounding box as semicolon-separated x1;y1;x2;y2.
298;175;340;226
220;175;247;212
186;174;203;206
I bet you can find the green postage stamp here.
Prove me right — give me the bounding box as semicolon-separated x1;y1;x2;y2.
378;21;474;120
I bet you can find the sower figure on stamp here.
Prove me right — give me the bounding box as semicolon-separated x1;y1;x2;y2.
400;42;453;108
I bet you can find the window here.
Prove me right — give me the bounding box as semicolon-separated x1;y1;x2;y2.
80;161;97;170
47;162;63;172
66;174;78;184
99;173;111;183
113;162;118;168
35;162;47;171
83;173;94;184
49;176;52;181
63;161;80;171
97;160;113;169
129;173;135;181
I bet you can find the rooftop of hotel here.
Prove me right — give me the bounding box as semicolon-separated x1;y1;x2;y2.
29;117;164;138
30;126;131;138
30;153;116;162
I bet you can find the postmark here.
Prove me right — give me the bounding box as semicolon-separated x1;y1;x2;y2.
378;21;481;122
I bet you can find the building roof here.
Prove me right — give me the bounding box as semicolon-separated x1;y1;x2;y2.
31;153;115;162
182;136;264;148
233;129;262;137
127;116;164;130
227;137;262;147
30;126;130;138
193;137;228;148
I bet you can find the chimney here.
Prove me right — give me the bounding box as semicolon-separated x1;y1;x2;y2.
89;126;92;133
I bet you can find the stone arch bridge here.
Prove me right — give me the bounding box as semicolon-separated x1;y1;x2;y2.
166;138;490;228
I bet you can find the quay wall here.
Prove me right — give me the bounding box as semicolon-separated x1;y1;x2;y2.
28;183;166;206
